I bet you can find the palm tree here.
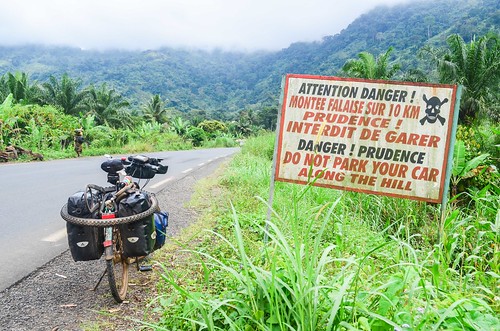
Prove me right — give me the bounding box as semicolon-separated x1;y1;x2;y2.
41;73;89;115
85;83;130;128
437;33;499;123
0;75;8;102
112;109;135;129
234;110;254;136
3;72;42;104
257;106;278;131
342;47;401;80
399;68;429;83
142;94;167;123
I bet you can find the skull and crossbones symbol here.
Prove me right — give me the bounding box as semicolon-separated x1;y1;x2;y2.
420;94;448;125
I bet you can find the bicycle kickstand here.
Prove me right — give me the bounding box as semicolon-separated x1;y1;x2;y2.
93;267;108;291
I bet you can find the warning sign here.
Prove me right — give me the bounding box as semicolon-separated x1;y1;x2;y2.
275;74;458;203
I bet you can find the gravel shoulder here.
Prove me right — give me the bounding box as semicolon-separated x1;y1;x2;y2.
0;155;232;331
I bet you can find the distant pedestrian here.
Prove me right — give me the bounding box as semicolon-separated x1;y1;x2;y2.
74;129;84;157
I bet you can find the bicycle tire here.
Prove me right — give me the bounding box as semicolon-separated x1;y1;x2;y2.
106;229;129;303
61;193;159;227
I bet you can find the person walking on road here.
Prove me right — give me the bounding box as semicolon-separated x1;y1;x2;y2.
74;128;84;157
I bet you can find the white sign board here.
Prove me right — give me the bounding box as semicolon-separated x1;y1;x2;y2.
275;74;458;203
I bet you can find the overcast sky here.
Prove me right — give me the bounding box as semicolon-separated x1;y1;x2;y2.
0;0;410;52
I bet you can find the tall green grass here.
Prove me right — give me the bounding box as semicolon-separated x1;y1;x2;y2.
150;133;499;330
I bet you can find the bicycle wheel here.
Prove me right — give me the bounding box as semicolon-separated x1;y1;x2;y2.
106;227;129;303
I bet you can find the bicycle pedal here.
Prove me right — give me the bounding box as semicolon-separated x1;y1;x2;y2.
139;265;153;272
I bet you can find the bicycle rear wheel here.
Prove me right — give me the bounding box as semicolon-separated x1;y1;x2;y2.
106;228;129;303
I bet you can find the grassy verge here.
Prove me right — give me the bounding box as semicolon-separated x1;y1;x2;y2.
143;133;498;330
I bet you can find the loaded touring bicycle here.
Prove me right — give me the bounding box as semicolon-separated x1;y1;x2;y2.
61;154;169;302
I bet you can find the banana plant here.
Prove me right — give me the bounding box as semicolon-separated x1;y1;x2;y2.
450;139;490;197
0;94;19;147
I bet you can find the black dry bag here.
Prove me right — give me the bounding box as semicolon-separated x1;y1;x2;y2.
118;191;156;258
66;191;104;261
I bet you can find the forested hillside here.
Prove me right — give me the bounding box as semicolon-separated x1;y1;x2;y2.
0;0;498;119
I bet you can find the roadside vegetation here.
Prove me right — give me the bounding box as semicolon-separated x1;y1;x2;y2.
148;130;498;330
0;90;248;160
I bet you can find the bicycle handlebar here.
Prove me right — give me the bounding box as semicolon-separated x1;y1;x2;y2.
101;154;168;181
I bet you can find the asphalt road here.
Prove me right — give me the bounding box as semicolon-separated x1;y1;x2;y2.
0;147;239;292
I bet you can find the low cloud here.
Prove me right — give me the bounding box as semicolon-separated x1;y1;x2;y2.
0;0;410;51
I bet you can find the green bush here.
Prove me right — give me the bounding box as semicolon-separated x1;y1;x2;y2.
198;120;228;138
186;127;207;147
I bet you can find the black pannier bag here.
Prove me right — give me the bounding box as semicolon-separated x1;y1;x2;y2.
118;191;156;258
67;223;104;262
66;191;104;261
67;190;98;218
